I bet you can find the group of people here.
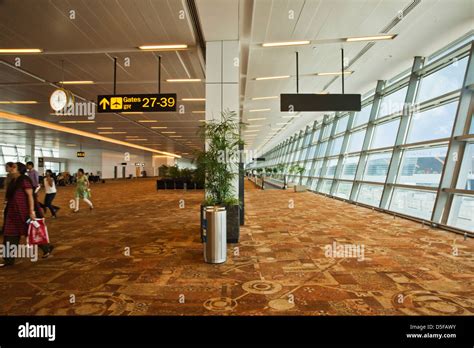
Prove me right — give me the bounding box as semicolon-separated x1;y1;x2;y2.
1;162;94;267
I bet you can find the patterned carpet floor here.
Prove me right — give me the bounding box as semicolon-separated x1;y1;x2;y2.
0;178;472;316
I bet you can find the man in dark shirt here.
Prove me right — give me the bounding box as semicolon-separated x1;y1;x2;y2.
26;161;40;194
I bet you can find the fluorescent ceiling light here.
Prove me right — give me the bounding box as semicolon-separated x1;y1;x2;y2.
162;131;176;134
0;101;38;104
0;48;42;54
59;120;95;124
255;75;290;81
0;110;180;158
192;111;205;114
166;78;201;82
262;40;310;47
170;135;182;138
66;144;76;147
138;44;188;50
346;34;397;42
249;108;270;112
251;96;279;100
126;135;139;138
248;117;266;121
181;98;205;101
97;127;113;130
127;139;147;141
60;81;94;85
316;71;353;76
151;126;167;129
138;120;158;123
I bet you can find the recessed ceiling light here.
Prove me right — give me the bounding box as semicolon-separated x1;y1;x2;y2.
0;48;42;54
248;108;270;112
248;117;266;121
346;34;397;42
181;98;205;101
59;81;94;85
251;96;279;100
0;100;38;104
98;131;126;134
255;75;290;81
59;120;95;124
138;44;188;50
166;78;201;82
138;120;158;123
316;71;353;76
262;40;310;47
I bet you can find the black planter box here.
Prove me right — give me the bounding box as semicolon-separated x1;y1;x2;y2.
157;179;204;190
200;204;240;244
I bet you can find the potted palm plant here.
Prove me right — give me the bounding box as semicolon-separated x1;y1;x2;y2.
197;109;243;243
276;163;287;189
291;164;306;192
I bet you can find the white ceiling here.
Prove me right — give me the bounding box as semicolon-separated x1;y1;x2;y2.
0;0;205;158
239;0;474;155
0;0;473;159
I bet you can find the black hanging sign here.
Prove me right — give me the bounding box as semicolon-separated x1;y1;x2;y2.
280;94;361;112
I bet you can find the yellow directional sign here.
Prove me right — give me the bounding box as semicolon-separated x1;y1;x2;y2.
97;93;177;113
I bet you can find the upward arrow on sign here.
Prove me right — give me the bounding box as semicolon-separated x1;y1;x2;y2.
99;98;110;110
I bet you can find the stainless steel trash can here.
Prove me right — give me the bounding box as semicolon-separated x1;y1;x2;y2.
204;207;226;263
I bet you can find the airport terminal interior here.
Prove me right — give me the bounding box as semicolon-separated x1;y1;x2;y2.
0;0;473;316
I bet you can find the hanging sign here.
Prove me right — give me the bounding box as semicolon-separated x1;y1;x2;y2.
97;93;177;113
77;151;86;158
280;94;361;112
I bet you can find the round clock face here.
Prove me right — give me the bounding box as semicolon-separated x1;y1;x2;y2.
50;89;68;111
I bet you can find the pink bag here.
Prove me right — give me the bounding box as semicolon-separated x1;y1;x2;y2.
27;218;50;245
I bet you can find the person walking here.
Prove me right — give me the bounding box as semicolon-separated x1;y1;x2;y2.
1;162;53;267
43;170;59;218
73;168;93;212
1;162;15;235
26;161;40;194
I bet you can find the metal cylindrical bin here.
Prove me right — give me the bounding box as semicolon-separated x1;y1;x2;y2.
204;207;227;264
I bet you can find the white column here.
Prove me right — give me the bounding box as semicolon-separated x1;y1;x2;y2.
205;40;240;200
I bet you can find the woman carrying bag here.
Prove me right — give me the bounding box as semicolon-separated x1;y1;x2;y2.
0;162;54;268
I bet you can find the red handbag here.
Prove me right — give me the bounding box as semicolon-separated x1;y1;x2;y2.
27;218;50;245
